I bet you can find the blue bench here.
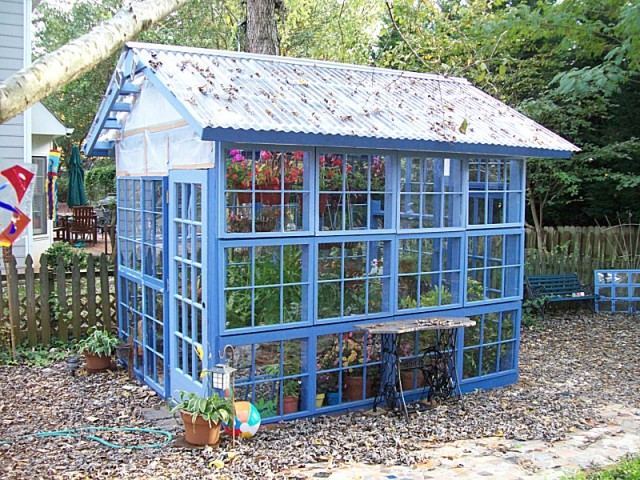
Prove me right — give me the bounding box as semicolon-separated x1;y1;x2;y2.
525;273;599;319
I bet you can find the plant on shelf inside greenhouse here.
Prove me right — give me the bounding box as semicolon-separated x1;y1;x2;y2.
370;156;386;192
227;210;252;233
226;149;252;190
226;149;304;192
318;332;380;377
319;154;352;191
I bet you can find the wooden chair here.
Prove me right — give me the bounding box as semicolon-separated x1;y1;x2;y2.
70;206;98;245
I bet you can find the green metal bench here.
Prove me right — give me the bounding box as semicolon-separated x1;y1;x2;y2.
525;273;599;319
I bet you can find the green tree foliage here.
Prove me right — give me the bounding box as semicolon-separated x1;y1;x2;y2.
280;0;382;64
85;164;116;203
375;0;640;232
34;0;639;231
33;1;124;163
138;0;243;50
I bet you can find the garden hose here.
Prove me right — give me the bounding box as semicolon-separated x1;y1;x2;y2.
0;426;173;450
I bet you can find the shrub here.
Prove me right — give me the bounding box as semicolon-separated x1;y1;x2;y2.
44;242;90;270
85;165;116;203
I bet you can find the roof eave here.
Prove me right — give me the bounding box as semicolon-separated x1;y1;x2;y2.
201;127;576;159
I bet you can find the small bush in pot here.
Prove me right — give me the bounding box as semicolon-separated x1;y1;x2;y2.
171;391;233;446
76;327;119;372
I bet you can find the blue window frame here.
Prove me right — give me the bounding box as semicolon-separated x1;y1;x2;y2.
463;309;518;380
467;230;522;303
397;234;463;311
117;177;167;396
468;158;524;226
317;238;391;321
595;269;640;313
399;156;464;230
222;240;311;332
224;147;311;235
118;178;142;271
142;180;164;280
318;151;392;232
225;338;309;418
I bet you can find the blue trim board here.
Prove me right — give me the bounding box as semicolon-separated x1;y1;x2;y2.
201;127;571;159
83;50;131;156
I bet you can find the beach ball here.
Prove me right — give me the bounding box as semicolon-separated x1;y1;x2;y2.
223;401;261;438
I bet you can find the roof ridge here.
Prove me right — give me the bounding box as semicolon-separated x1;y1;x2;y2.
126;41;470;84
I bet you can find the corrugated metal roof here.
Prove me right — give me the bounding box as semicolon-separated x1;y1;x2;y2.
91;42;579;156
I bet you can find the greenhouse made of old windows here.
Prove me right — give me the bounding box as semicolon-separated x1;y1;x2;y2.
84;42;578;421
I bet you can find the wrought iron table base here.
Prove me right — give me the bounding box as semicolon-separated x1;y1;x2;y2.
371;327;463;419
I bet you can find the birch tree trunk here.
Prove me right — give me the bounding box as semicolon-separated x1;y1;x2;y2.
0;0;192;124
246;0;279;55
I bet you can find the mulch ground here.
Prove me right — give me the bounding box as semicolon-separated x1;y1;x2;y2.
1;311;638;479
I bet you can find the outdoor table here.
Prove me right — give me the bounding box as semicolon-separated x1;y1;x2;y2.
355;316;476;419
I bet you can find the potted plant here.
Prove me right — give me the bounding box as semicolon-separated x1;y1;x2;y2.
318;333;380;402
171;391;233;446
76;327;119;372
282;380;300;414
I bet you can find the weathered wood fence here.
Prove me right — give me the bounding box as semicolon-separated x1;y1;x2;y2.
0;253;116;347
525;225;640;260
525;225;640;284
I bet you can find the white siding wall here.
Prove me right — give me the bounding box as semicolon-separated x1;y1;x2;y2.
0;0;31;265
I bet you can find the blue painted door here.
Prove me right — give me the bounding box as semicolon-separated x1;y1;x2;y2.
168;170;208;398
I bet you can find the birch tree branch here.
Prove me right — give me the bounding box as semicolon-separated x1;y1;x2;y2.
0;0;192;124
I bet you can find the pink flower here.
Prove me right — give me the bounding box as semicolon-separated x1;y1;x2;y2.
230;149;241;156
233;153;245;162
260;151;272;160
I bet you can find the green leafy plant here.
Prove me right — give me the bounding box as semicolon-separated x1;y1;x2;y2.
76;327;119;357
420;286;453;307
522;295;550;328
562;454;640;479
44;241;90;271
253;397;277;418
170;391;233;427
85;165;116;202
283;379;300;398
0;339;73;366
466;278;484;302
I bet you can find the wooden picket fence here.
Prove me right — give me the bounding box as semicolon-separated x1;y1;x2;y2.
525;225;640;284
525;225;640;260
0;253;116;348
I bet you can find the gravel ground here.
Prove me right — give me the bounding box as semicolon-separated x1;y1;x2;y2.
1;312;638;479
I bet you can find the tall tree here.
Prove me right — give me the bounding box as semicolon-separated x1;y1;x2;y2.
0;0;193;124
246;0;280;55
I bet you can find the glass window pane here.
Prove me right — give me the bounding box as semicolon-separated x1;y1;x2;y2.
225;148;309;234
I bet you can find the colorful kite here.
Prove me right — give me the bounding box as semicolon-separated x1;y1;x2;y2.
0;164;36;247
47;149;61;221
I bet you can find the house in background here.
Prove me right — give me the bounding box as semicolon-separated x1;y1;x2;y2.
0;0;71;268
31;102;72;260
84;42;578;421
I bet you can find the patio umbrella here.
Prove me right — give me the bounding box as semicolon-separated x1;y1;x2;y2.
66;145;87;208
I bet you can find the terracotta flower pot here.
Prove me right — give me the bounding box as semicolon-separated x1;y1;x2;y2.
282;395;299;414
258;182;289;205
83;351;111;373
343;375;375;402
319;193;328;213
236;191;252;204
400;370;426;390
180;411;222;446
